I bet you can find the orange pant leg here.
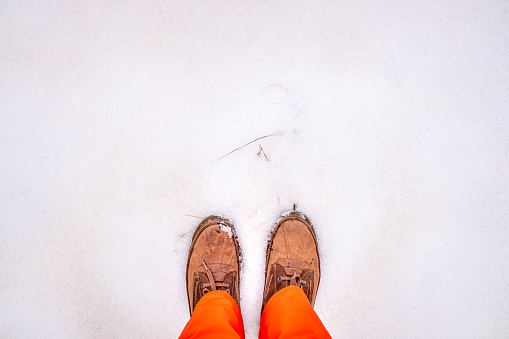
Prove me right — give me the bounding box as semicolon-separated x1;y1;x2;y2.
259;285;331;339
179;290;245;339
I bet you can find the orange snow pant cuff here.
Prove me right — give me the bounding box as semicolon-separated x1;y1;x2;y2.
179;290;245;339
179;286;331;338
259;285;331;339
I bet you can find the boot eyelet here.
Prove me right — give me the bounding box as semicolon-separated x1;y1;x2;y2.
277;277;281;281
194;274;200;281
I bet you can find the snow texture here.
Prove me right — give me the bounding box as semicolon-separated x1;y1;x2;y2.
1;1;509;338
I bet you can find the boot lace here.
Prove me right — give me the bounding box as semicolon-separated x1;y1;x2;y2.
201;260;231;294
278;272;308;288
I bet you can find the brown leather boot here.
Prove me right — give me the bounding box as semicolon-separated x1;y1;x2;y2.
261;212;321;311
186;216;241;315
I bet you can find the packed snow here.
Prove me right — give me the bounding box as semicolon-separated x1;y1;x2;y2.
219;223;233;239
1;1;508;338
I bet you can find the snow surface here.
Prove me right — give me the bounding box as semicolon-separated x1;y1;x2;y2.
1;1;509;338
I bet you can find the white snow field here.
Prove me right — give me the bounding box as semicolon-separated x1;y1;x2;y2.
1;1;508;338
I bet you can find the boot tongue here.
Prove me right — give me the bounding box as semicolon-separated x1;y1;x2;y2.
201;263;231;282
282;266;304;277
277;258;312;271
278;259;306;277
200;261;233;294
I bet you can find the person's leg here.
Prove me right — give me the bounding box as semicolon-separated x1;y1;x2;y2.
180;216;244;338
259;213;331;339
179;290;244;339
260;286;330;339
